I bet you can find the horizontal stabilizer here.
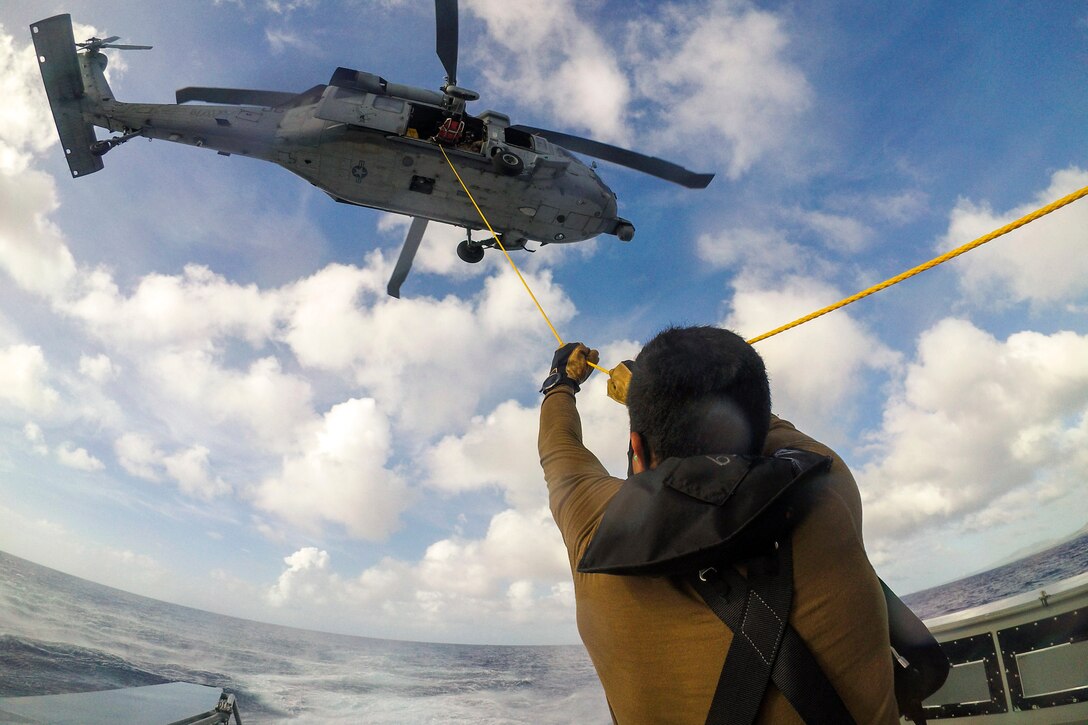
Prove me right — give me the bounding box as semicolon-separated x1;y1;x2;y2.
30;14;103;178
176;86;302;107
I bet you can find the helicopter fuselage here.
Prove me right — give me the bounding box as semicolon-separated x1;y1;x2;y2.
85;62;626;248
32;10;670;295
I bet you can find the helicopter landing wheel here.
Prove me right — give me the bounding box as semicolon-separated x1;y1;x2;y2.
491;147;524;176
457;240;485;264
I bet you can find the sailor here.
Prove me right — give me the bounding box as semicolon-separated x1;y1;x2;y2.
538;326;898;724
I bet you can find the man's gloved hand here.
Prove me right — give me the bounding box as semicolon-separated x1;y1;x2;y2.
541;342;599;394
607;360;636;405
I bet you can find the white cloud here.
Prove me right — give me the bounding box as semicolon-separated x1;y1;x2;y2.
64;265;278;351
263;0;319;15
415;507;569;595
866;189;928;225
263;506;576;641
425;399;544;509
264;28;319;55
860;319;1088;540
424;344;634;512
115;432;164;481
267;546;336;606
794;208;872;253
38;261;315;456
464;1;810;176
626;1;812;177
724;275;900;435
696;193;918;278
116;433;237;498
55;442;105;471
696;226;806;274
0;344;60;415
942;166;1088;306
466;0;631;144
258;367;637;640
0;133;587;563
0;168;77;298
281;260;575;435
144;351;313;452
163;445;230;499
5;240;578;472
252;398;411;540
23;421;47;455
79;353;117;383
0;30;77;297
0;29;56;173
276;262;377;372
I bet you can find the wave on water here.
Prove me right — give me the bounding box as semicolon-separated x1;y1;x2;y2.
901;532;1088;619
0;634;171;695
0;633;289;721
0;551;607;723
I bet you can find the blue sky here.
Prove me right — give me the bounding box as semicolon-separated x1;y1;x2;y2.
1;0;1086;644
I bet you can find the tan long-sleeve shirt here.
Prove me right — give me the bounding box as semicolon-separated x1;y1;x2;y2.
539;387;898;724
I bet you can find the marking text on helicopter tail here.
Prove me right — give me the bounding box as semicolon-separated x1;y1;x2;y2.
30;14;104;178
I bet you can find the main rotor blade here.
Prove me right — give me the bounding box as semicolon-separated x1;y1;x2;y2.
103;43;152;50
388;217;429;298
510;125;715;189
434;0;458;85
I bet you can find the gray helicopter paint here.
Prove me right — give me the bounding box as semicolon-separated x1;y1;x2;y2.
315;88;410;134
77;47;618;247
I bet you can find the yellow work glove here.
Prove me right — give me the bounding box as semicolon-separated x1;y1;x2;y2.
606;360;635;405
541;342;599;394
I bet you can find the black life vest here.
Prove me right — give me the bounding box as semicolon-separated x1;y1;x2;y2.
577;449;948;724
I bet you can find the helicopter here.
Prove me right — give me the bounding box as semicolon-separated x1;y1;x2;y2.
30;3;714;297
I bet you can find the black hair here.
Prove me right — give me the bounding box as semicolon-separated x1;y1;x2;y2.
627;326;770;460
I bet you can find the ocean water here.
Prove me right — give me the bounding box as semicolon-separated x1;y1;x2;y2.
0;552;609;723
899;532;1088;619
2;536;1086;723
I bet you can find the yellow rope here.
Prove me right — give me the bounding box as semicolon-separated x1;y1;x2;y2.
439;146;610;375
746;183;1088;345
442;145;1087;380
439;146;563;343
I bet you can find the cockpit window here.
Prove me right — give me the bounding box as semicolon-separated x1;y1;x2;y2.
373;96;405;113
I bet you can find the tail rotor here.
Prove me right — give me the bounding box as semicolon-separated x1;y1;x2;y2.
76;35;152;52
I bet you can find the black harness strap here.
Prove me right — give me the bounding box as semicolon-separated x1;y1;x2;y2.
690;541;856;725
773;626;856;724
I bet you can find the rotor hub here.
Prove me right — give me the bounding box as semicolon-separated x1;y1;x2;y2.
443;85;479;102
